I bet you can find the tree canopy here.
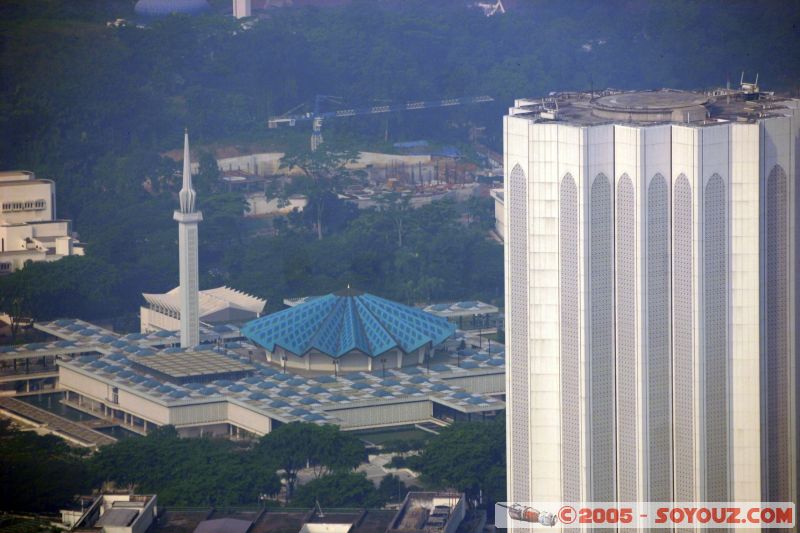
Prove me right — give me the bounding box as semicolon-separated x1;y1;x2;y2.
1;0;797;326
292;471;385;509
0;420;93;513
411;418;505;507
89;425;281;506
257;422;368;499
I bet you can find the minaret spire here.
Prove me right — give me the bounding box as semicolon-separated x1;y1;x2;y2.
179;129;197;214
174;129;203;348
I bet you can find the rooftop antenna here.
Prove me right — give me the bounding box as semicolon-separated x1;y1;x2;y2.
315;499;325;519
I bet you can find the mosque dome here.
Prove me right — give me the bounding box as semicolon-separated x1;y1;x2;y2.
134;0;211;17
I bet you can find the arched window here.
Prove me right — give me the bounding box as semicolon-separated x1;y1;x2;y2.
590;173;615;501
765;164;789;501
507;163;530;501
559;173;580;502
615;174;637;501
703;173;728;501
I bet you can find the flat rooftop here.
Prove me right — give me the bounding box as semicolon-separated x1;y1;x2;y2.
35;317;503;430
128;350;255;382
592;90;708;112
152;509;397;533
509;87;798;126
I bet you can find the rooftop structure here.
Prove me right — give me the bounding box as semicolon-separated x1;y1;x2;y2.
153;507;398;533
63;493;157;533
423;301;499;320
141;285;266;333
127;349;255;384
195;517;252;533
507;85;797;126
0;170;83;273
149;495;461;533
243;290;456;372
387;492;465;533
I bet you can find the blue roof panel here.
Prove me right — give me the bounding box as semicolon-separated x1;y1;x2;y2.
241;291;454;359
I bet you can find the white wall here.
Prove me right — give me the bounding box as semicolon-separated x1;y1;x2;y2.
227;402;272;434
246;194;307;217
0;180;54;224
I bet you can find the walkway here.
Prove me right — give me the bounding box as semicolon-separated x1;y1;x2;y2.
0;396;116;447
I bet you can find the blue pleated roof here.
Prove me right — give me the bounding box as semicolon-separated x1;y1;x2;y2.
242;291;455;358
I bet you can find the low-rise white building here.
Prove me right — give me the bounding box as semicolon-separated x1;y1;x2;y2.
0;170;83;273
140;286;266;333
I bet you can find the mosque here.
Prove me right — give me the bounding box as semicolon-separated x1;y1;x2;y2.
0;132;505;443
243;288;456;373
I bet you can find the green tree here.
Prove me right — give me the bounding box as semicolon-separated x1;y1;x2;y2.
413;418;505;506
0;283;31;344
90;425;281;506
376;192;411;248
377;474;410;504
292;471;384;509
195;150;222;196
0;420;93;513
280;144;358;239
257;422;367;499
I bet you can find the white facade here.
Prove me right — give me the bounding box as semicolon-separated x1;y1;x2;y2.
232;0;251;18
245;193;307;217
504;90;799;510
0;170;83;273
173;133;203;348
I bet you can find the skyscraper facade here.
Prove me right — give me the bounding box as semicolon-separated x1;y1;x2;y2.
174;131;203;348
503;88;798;509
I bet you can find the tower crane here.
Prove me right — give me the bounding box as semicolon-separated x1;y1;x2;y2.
268;94;494;151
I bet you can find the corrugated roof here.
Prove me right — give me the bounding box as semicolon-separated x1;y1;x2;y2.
143;285;266;318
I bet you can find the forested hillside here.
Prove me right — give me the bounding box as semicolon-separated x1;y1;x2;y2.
1;0;797;326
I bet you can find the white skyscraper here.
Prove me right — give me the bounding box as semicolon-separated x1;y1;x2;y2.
174;131;203;348
503;88;798;510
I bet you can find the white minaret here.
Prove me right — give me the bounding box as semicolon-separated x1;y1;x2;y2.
173;130;203;348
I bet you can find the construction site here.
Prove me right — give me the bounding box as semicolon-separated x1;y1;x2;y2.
181;93;503;219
